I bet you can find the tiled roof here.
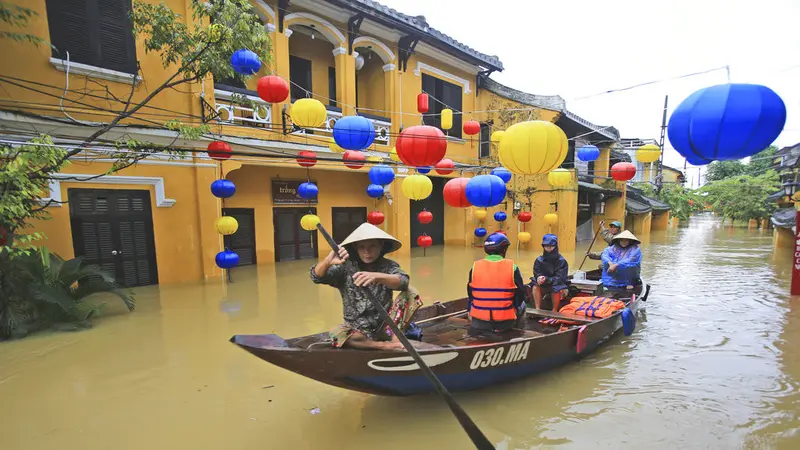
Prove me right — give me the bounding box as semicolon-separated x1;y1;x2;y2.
481;78;566;112
626;197;652;214
771;207;796;230
578;181;623;197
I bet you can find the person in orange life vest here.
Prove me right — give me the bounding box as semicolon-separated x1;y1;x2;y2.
531;234;570;312
467;232;529;332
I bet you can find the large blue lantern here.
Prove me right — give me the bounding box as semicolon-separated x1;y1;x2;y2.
465;174;506;208
577;144;600;162
215;250;240;269
668;83;787;165
210;179;236;198
474;227;487;238
366;184;384;198
297;182;318;199
494;211;507;222
491;167;512;184
230;49;261;75
333;116;376;150
368;164;395;185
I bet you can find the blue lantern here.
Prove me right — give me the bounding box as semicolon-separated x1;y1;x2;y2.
577;145;600;162
494;211;507;222
491;167;512;184
417;166;432;174
210;179;236;198
230;49;261;75
366;184;384;198
465;175;506;207
215;250;240;269
333;116;376;150
298;182;318;199
621;307;636;336
369;164;395;185
668;83;787;164
474;227;487;238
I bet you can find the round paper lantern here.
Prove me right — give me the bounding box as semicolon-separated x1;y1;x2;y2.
396;125;448;167
498;121;569;175
417;234;433;248
496;230;507;235
518;211;532;223
491;130;505;143
474;227;487;237
418;210;433;224
494;211;507;222
636;144;661;163
366;184;384;198
577;144;600;162
343;150;366;169
610;162;637;181
667;83;787;164
390;147;401;162
333;116;376;150
329;141;345;153
210;179;236;198
401;174;433;200
367;211;385;225
441;109;453;130
547;168;571;187
296;150;317;168
543;213;558;225
300;214;320;231
297;182;318;199
465;174;506;207
290;98;327;128
435;158;455;175
369;164;395;185
473;209;488;221
518;232;531;243
257;75;289;103
417;93;429;114
230;49;261;75
207;141;232;160
215;216;239;235
491;167;512;184
215;250;240;269
443;177;471;208
464;120;480;136
417;166;432;174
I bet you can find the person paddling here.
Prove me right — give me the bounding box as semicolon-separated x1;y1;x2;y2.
586;220;622;260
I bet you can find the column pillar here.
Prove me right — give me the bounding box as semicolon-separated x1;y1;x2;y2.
334;47;356;115
383;63;397;147
271;25;290;126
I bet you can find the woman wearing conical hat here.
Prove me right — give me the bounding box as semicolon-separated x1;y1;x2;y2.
310;223;421;351
600;230;642;294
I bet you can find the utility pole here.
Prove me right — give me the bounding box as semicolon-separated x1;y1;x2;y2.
656;95;668;196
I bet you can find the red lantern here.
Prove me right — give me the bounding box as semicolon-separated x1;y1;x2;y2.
443;177;471;208
417;93;429;114
496;230;507;235
689;200;695;206
518;211;532;223
417;234;433;248
418;210;433;224
610;162;637;181
207;141;232;160
434;158;455;175
367;211;385;225
297;150;317;168
396;125;447;167
463;120;480;136
343;150;365;169
257;75;289;103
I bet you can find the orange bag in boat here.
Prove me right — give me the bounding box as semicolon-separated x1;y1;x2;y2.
560;296;625;319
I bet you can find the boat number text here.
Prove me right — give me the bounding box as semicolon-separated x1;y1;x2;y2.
469;341;530;370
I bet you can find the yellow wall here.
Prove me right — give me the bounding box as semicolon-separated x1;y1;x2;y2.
774;227;794;249
355;52;386;114
651;211;670;231
630;212;652;236
288;31;335;103
642;165;683;184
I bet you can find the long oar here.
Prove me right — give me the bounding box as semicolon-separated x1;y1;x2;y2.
315;223;494;450
577;223;604;271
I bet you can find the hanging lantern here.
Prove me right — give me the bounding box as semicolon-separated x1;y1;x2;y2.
498;121;569;175
636;144;661;163
465;174;506;208
418;210;433;224
210;179;236;198
547;168;571;187
329;140;345;153
290;98;327;128
367;211;385;225
366;184;384;198
300;214;321;231
207;141;232;160
215;216;239;235
474;227;487;238
443;178;471;208
494;211;507;222
496;230;507;235
577;144;600;162
518;211;532;223
417;234;433;248
473;209;488;221
333;116;376;150
435;158;455;175
441;109;453;130
491;167;512;184
463;120;480;136
369;164;395;185
343;150;366;169
668;83;787;164
396;125;448;167
296;150;317;168
257;75;289;103
401;174;433;200
417;93;429;114
215;250;240;269
390;147;401;162
230;49;261;75
543;213;558;225
297;182;318;199
518;232;531;243
610;162;637;181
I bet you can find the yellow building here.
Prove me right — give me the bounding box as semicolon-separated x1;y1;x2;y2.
1;0;622;286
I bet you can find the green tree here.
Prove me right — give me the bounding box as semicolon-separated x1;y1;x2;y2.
744;145;779;177
700;171;780;224
0;1;51;47
704;160;746;182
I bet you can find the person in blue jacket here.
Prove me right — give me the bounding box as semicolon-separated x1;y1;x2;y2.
601;230;642;294
530;234;570;312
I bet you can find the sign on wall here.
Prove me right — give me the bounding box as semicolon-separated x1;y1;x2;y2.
272;180;317;205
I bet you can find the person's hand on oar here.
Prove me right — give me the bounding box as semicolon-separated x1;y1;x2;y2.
325;247;349;265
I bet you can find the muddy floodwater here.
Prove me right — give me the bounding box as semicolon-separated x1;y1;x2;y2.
1;215;799;449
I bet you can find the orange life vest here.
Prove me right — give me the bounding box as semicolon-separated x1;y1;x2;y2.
560;296;625;318
468;258;517;322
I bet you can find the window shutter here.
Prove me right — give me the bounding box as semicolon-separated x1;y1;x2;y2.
443;82;463;138
97;0;137;74
421;74;438;128
45;0;93;64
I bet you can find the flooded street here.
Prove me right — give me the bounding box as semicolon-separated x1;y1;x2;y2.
1;215;799;449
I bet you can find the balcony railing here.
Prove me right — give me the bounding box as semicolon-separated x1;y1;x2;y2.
290;106;391;146
210;88;271;127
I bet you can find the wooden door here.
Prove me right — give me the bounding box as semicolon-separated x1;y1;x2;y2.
332;207;367;244
222;208;256;265
273;207;318;262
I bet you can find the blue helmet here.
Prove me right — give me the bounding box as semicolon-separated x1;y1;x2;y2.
484;232;510;255
542;234;558;246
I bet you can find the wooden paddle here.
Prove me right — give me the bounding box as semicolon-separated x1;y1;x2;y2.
577;222;604;272
315;224;494;450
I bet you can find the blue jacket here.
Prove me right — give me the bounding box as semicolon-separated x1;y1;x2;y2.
601;244;642;288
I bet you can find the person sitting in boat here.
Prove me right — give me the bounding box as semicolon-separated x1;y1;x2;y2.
586;220;622;260
467;232;529;332
310;223;421;351
601;230;642;294
530;234;570;312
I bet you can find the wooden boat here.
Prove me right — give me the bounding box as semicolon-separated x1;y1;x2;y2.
230;269;651;396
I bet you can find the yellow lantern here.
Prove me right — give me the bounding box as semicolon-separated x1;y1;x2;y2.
401;174;433;200
636;143;661;163
518;231;531;243
498;121;568;175
290;98;327;128
473;209;487;221
491;130;505;143
300;214;320;231
547;168;572;187
215;216;239;235
441;109;453;130
367;155;383;163
543;213;558;225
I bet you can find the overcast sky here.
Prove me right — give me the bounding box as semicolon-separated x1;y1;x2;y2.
379;0;800;187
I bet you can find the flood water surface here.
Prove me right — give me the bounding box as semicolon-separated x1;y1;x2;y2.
1;216;799;449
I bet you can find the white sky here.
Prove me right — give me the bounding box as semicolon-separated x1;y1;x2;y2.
378;0;800;188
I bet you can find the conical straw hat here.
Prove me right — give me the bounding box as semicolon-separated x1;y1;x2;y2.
611;230;640;244
340;223;402;253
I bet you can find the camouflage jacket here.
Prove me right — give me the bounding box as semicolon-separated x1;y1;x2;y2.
600;228;616;244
